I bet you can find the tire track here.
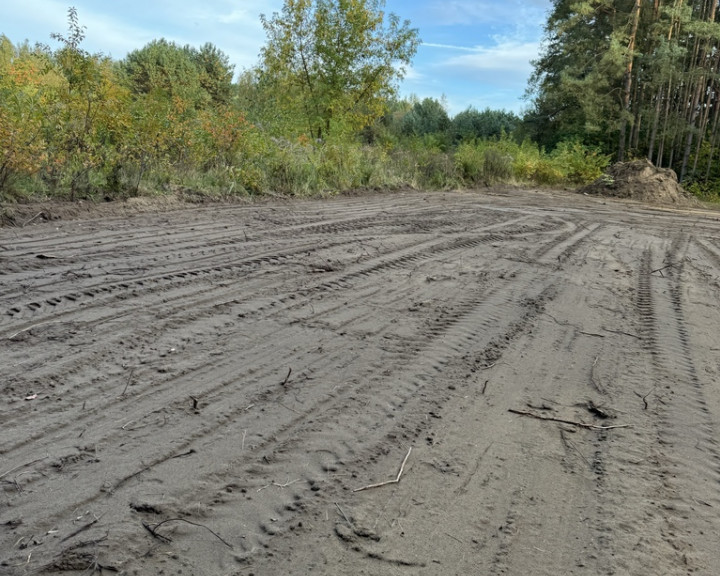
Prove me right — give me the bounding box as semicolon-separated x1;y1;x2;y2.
0;235;557;560
632;243;720;572
9;193;718;574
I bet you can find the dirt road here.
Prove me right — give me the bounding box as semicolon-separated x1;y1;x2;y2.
2;189;720;575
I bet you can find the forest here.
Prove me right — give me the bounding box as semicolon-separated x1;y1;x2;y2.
2;0;720;203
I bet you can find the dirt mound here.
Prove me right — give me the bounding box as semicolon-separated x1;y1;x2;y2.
579;159;699;206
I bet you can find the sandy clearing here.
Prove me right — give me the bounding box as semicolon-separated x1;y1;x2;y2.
1;189;720;575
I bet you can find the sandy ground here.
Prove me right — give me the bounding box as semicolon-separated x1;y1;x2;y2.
2;188;720;575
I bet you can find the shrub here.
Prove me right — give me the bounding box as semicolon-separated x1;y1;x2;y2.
483;148;514;184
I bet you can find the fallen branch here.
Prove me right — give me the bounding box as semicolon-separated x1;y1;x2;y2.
142;521;171;543
120;369;135;397
257;478;300;492
21;212;43;227
335;502;353;528
143;518;233;549
0;455;48;479
649;263;678;275
353;447;412;493
602;328;641;339
634;387;655;410
278;402;301;414
60;515;101;543
508;409;630;431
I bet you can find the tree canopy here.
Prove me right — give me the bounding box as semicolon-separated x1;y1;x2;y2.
258;0;420;139
526;0;720;185
120;39;234;108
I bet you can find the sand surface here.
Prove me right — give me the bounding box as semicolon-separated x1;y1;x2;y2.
2;189;720;575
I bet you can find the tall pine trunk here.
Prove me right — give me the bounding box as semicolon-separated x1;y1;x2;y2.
617;0;642;162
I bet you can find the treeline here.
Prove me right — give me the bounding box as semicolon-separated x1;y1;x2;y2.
0;4;610;203
527;0;720;197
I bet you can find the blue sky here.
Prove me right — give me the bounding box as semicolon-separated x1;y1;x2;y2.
0;0;551;115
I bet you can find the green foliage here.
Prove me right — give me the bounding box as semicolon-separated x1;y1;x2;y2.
121;39;209;108
189;43;235;105
454;141;486;184
258;0;420;140
483;149;514;184
550;141;610;184
452;137;608;188
30;8;131;200
451;107;520;142
401;97;450;139
526;0;720;187
0;6;616;204
0;41;49;199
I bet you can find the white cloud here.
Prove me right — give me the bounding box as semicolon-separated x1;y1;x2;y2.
0;0;278;71
217;9;251;24
422;42;477;52
427;0;549;27
439;40;540;74
401;64;423;82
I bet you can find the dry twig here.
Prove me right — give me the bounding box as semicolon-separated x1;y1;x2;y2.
649;263;678;276
121;369;134;397
508;409;630;430
60;516;101;543
0;456;48;480
21;212;43;227
634;387;655;410
353;447;412;492
335;503;353;527
143;518;233;549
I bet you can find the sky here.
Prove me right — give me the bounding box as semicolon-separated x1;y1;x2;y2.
0;0;552;116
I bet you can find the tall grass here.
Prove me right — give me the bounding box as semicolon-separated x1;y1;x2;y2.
1;132;610;202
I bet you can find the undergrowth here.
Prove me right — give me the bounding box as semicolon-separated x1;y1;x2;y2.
0;134;610;203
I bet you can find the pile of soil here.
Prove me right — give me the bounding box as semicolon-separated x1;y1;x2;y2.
580;159;699;206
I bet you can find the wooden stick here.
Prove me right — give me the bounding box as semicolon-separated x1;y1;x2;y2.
21;212;43;227
278;402;301;414
335;502;353;527
353;447;412;492
508;409;630;431
0;456;48;479
634;387;654;410
144;518;233;549
7;321;58;340
121;369;135;396
602;328;641;339
649;263;678;275
60;516;100;542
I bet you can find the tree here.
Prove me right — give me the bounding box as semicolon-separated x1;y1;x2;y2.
120;39;208;109
401;97;450;137
185;43;235;106
43;8;131;198
527;0;720;190
525;0;625;152
451;107;520;142
0;37;49;197
258;0;420;139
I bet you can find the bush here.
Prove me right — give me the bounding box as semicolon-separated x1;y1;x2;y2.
550;141;609;184
483;148;514;184
454;142;485;184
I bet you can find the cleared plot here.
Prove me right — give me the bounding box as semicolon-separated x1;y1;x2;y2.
1;190;719;575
